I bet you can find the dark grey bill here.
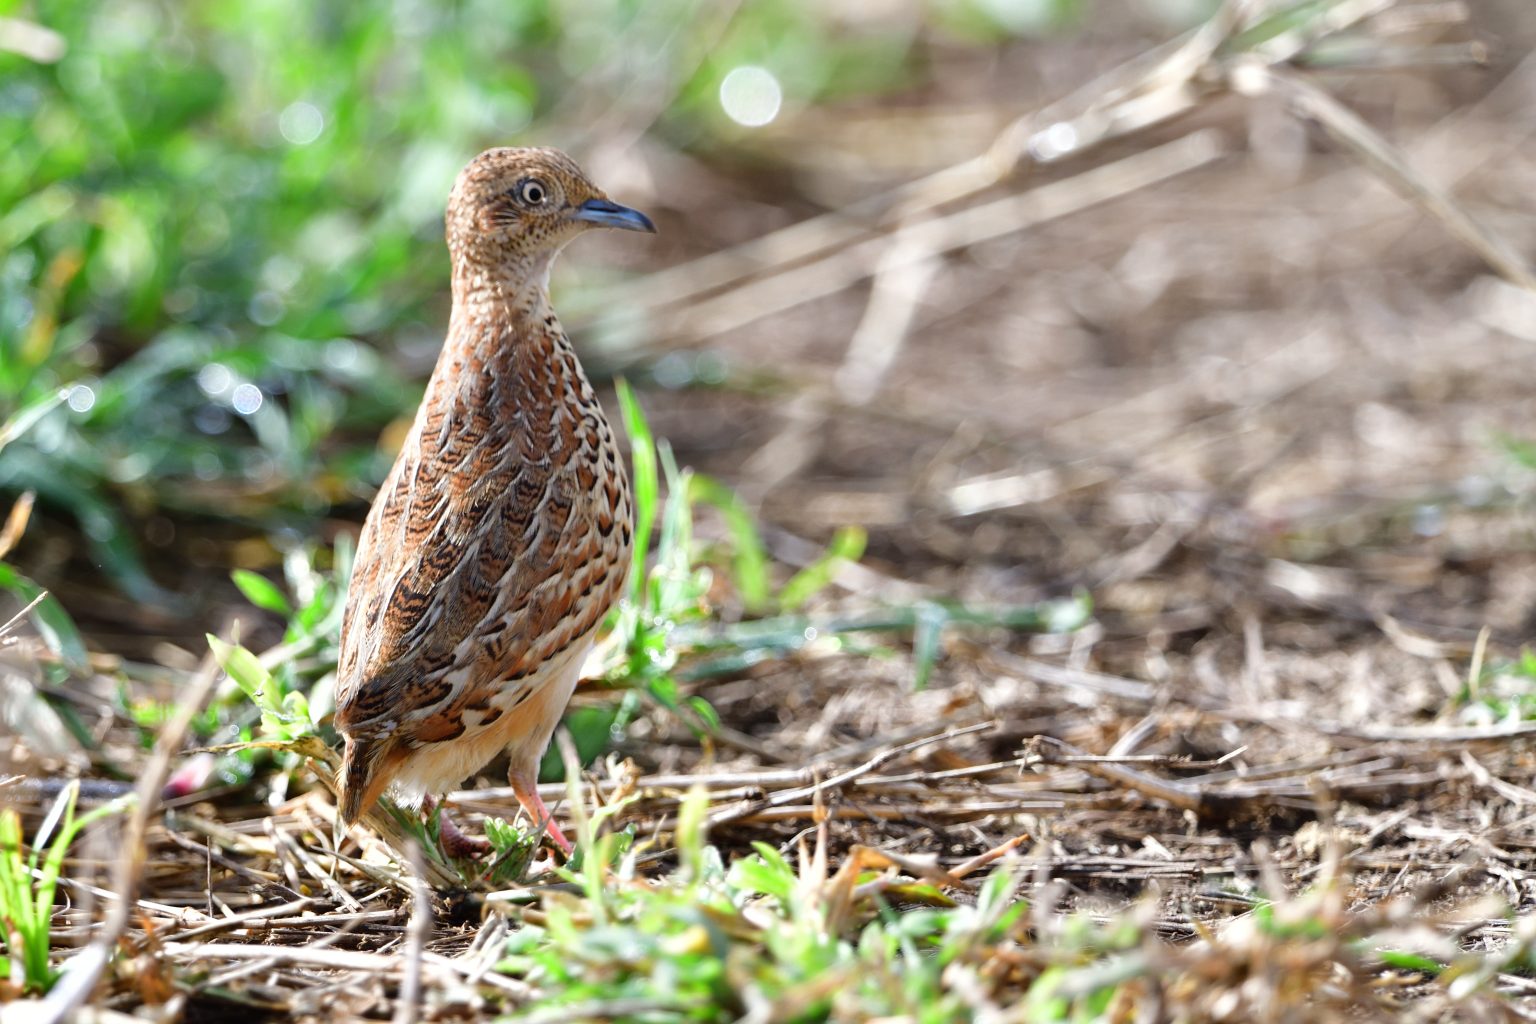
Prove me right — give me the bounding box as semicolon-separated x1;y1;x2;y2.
572;197;656;233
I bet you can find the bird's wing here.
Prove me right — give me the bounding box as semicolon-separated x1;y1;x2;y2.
333;328;630;738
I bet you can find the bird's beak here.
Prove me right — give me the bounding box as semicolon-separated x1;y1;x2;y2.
571;197;657;234
339;735;393;826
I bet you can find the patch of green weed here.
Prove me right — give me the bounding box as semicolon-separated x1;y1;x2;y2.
0;782;133;994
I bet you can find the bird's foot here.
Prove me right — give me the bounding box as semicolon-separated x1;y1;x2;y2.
424;796;492;860
439;814;492;860
510;773;574;859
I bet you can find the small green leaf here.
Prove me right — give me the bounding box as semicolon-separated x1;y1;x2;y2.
779;525;866;611
207;635;279;713
885;883;957;908
685;695;720;733
231;569;292;616
688;474;770;613
0;565;90;675
647;673;680;710
729;852;795;902
1377;949;1444;975
281;689;312;726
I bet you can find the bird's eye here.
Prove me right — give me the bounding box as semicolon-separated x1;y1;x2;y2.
517;179;548;206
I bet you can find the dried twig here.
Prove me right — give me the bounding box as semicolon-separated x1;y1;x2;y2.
1232;62;1536;292
392;843;434;1024
706;721;996;827
0;491;34;560
653;130;1227;348
39;650;222;1024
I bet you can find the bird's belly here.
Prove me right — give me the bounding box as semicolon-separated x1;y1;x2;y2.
385;639;590;806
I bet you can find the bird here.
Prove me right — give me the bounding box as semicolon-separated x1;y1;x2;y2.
332;147;653;858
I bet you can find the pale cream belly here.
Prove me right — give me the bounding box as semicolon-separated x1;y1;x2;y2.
386;638;592;806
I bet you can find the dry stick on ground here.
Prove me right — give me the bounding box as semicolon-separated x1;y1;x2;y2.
449;717;996;809
1026;736;1206;814
486;762;1078;834
1232;62;1536;292
1461;751;1536;807
1293;806;1417;881
37;650;222;1024
392;843;434;1024
155;943;533;998
659;129;1226;349
705;720;998;828
268;817;363;912
145;897;316;946
162;813;299;898
281;738;463;891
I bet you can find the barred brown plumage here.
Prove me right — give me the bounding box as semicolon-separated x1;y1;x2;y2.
333;147;654;857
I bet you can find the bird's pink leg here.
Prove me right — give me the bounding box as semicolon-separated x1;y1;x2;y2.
510;774;573;857
422;795;491;859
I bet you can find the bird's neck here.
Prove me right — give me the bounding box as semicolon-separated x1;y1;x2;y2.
448;253;554;332
428;257;572;424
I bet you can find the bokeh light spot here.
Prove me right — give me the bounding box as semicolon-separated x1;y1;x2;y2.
720;66;782;128
67;384;96;413
1029;121;1079;161
231;383;264;415
278;101;324;145
197;363;233;396
248;290;284;325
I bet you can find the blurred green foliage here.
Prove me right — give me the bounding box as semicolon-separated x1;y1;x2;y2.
0;0;928;598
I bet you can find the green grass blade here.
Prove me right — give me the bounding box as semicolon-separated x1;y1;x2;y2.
615;378;656;608
687;473;770;613
779;525;866;612
0;388;67;455
0;564;90;675
910;601;948;690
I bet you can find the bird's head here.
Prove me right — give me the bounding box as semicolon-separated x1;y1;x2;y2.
444;146;654;287
335;718;406;826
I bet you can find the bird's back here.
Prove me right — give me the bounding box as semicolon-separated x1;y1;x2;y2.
334;307;632;761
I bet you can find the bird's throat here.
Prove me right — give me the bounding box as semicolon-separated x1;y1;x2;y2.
449;251;554;328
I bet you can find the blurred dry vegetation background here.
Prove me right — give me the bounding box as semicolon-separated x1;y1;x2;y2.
0;0;1527;639
7;0;1536;1017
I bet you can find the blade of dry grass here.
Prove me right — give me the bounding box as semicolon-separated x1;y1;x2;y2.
36;650;221;1024
392;843;433;1024
1232;62;1536;291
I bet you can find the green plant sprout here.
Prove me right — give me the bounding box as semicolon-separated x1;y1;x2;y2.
0;782;133;994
